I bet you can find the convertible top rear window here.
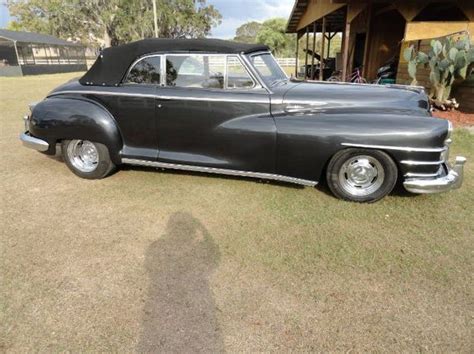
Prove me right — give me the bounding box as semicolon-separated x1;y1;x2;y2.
124;56;161;85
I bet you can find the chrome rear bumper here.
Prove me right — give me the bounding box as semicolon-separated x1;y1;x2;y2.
403;156;466;194
20;132;49;152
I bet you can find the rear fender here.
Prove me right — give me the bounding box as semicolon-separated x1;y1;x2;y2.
29;96;123;164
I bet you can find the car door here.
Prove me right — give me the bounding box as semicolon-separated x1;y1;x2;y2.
96;55;161;161
155;54;276;174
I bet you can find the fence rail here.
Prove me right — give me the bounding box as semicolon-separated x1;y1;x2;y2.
275;58;296;67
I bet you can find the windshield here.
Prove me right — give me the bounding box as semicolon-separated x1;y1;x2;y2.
249;53;287;86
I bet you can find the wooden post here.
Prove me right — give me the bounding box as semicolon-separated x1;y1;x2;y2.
13;41;21;66
341;19;351;82
319;16;326;81
327;32;331;58
311;22;316;79
362;3;372;78
295;32;299;77
305;26;309;79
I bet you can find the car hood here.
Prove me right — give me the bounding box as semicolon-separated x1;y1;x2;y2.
278;80;430;115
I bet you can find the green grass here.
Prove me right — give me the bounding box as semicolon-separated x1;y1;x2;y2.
1;73;473;352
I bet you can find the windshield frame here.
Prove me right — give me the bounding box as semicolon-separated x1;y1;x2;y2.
246;51;288;88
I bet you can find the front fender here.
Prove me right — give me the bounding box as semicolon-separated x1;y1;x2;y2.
29;96;123;164
274;112;449;182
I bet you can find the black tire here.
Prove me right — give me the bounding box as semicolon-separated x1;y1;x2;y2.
62;140;116;179
326;148;397;203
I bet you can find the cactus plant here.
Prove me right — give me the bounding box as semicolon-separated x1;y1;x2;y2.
404;33;474;110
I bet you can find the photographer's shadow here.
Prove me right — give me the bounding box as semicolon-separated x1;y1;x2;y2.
138;212;223;353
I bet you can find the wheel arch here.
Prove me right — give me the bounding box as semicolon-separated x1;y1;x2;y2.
30;96;123;165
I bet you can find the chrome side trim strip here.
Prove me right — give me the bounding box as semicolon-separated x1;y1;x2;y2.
49;90;157;98
341;142;446;153
48;90;269;104
400;160;444;165
122;158;318;187
404;172;440;178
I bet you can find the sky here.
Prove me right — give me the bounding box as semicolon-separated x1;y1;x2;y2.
0;1;9;28
207;0;294;38
0;0;295;38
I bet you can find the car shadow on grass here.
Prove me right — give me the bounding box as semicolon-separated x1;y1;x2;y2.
137;211;224;352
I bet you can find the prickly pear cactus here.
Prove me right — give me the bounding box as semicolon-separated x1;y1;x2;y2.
404;33;474;110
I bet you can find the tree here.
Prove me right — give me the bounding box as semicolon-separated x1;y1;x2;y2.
234;21;261;44
7;0;222;47
256;18;293;57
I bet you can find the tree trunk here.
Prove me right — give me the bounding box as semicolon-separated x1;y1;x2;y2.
103;28;112;48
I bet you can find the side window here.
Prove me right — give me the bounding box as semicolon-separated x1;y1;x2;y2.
251;56;272;77
166;55;224;89
226;56;254;89
124;56;161;84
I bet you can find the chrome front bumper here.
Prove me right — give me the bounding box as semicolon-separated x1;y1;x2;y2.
404;156;466;194
20;132;49;152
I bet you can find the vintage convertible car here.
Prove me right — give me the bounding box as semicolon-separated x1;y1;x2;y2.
20;39;466;202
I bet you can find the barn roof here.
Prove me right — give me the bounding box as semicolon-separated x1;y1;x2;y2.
0;29;81;46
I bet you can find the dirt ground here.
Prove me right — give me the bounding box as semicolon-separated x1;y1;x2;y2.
1;73;473;352
433;110;474;127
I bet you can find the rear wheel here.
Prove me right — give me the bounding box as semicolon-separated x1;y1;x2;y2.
326;148;397;203
62;139;115;179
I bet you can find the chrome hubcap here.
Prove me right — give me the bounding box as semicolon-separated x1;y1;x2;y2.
66;140;98;173
338;155;384;196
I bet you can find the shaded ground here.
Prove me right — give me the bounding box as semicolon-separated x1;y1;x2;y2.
1;73;473;352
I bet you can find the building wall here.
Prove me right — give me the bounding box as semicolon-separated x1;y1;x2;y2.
0;66;22;77
453;75;474;112
0;39;18;66
366;9;406;81
404;21;474;41
397;39;432;88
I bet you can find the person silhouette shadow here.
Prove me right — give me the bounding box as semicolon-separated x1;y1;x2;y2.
138;211;223;353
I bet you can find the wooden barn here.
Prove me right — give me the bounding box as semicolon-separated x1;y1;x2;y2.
286;1;473;80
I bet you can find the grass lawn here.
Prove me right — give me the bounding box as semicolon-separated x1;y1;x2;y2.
1;73;473;352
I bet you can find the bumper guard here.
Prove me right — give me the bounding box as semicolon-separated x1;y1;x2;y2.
20;132;49;152
403;156;466;194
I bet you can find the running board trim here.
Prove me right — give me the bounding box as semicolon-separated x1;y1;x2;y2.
122;158;318;187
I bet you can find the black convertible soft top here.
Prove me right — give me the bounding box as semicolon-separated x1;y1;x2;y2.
80;38;269;86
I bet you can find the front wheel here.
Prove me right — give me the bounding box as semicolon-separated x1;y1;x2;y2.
326;149;397;203
62;139;115;179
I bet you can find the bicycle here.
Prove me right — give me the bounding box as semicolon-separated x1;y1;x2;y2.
327;66;367;83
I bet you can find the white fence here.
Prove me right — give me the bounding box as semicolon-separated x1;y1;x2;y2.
205;56;296;67
275;58;296;67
